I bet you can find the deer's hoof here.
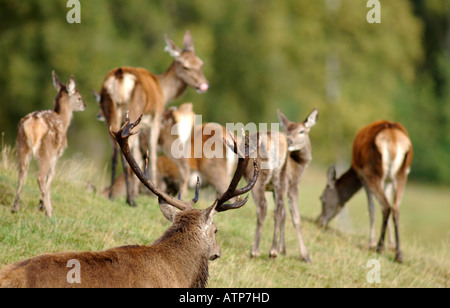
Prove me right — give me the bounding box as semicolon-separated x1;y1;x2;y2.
394;252;403;263
302;256;312;264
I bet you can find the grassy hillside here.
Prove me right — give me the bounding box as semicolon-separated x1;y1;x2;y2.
0;145;448;287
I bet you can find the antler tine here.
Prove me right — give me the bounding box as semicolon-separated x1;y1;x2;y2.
110;114;198;211
215;130;259;211
215;159;259;212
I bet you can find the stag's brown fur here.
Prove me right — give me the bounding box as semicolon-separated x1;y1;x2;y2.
0;209;210;288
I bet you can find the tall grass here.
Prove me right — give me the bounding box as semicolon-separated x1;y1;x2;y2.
0;144;448;287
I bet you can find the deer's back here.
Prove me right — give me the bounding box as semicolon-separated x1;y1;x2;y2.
18;110;65;157
352;120;412;180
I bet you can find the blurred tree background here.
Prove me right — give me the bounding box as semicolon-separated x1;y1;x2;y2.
0;0;448;184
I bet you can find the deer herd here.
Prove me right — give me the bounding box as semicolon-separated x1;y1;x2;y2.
0;31;413;287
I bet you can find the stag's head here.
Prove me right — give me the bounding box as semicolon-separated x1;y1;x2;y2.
110;115;258;261
164;31;209;94
52;70;86;112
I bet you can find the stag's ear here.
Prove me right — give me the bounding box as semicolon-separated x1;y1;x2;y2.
304;108;318;129
202;201;218;224
52;70;63;91
183;30;195;52
277;109;290;131
158;198;180;222
164;34;182;58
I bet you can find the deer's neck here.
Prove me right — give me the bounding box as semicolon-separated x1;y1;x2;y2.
53;94;74;133
152;215;209;288
337;167;363;205
157;63;187;104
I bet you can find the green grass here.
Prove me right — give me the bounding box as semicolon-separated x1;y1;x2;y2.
0;144;448;287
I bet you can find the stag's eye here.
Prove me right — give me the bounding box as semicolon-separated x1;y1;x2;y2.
299;130;305;135
183;66;190;71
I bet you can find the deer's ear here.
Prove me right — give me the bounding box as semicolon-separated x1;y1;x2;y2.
202;201;218;224
91;89;101;103
52;70;63;91
66;76;76;95
277;109;290;131
327;165;337;188
158;198;180;222
164;34;182;58
304;108;318;129
183;30;195;52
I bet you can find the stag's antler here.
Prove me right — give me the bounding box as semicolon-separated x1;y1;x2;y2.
215;129;259;212
110;114;199;211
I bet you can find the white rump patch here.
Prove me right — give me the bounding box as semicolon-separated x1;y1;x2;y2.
104;73;136;105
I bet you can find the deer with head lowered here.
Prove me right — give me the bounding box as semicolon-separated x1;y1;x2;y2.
12;71;85;217
244;108;318;263
318;120;413;263
0;116;258;288
97;30;209;207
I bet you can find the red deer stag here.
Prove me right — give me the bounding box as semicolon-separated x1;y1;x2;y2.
0;116;258;288
318;120;413;263
12;71;85;217
245;108;318;263
98;30;209;206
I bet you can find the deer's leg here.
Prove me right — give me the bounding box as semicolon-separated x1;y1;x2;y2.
13;146;32;213
37;155;53;217
362;182;377;250
371;181;391;254
287;183;310;263
173;157;190;198
269;190;284;258
392;175;407;263
109;145;119;200
251;183;268;258
384;182;396;250
121;150;136;207
278;199;286;255
148;116;161;184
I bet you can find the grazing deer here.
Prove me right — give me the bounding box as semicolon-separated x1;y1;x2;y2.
0;116;258;288
12;71;85;217
97;30;209;206
318;120;413;263
159;104;238;198
245;108;318;263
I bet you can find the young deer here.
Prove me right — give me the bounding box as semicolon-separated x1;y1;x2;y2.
245;108;318;263
12;71;85;217
0;116;258;288
98;31;209;206
318;120;413;263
